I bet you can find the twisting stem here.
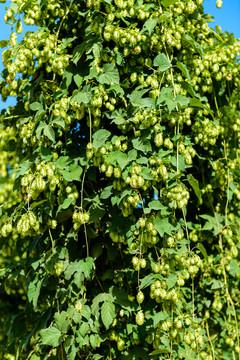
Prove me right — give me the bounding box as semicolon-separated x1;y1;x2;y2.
49;228;54;255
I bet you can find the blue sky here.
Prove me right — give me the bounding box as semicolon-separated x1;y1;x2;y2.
0;0;239;110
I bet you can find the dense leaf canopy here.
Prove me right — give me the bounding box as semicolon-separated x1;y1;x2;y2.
0;0;240;359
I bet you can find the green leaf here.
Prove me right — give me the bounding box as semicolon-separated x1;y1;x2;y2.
57;197;73;214
142;18;158;35
100;185;113;199
91;355;103;360
197;243;209;263
111;287;137;311
229;259;240;277
106;150;129;170
157;87;173;104
187;174;202;202
148;200;167;211
89;203;106;223
211;279;224;290
200;214;222;235
128;149;137;162
62;70;73;88
101;301;116;329
39;146;53;161
176;94;190;107
110;110;126;125
176;61;191;82
73;73;83;87
166;274;178;289
183;34;204;60
132;137;152;153
36;121;47;140
43;125;55;142
12;161;30;179
92;293;114;314
140;274;162;289
55;156;71;169
92;129;111;149
30;102;43;111
170;155;185;171
128;89;155;108
154;218;175;237
54;311;70;334
72;89;91;104
28;278;43;308
62;164;83;181
153;311;168;327
189;98;213;117
80;257;94;278
72;35;100;64
52;117;65;129
139;167;153;180
153;53;171;71
98;63;120;85
40;327;63;347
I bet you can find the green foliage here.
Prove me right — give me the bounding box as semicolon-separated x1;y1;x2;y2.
0;0;240;359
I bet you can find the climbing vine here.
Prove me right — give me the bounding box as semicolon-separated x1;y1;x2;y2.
0;0;240;359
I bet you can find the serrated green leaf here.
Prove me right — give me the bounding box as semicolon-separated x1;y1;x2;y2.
153;53;171;71
43;125;55;142
72;35;99;64
154;218;175;237
35;121;47;140
101;301;116;329
176;94;190;107
197;243;208;263
62;164;83;181
28;277;43;308
30;102;43;111
187;174;202;202
39;146;53;161
100;185;113;199
98;63;119;85
40;327;63;347
52;117;65;129
92;129;111;149
229;259;240;277
116;51;123;65
153;311;168;327
166;274;178;289
190;98;213;117
132;137;152;153
139;167;153;180
110;110;126;125
140;274;162;289
105;150;128;170
55;156;71;169
142;18;158;35
147;200;167;211
211;279;224;290
57;197;73;214
176;61;191;82
73;73;83;87
128;88;155;108
12;161;30;179
54;311;70;333
111;287;137;311
183;34;204;60
72;90;91;104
